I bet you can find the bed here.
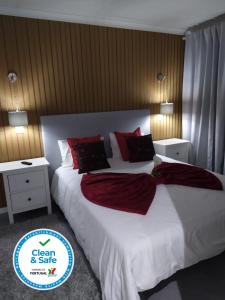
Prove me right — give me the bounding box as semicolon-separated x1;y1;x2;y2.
41;110;225;300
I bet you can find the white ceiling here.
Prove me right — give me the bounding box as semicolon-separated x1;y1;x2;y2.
0;0;225;34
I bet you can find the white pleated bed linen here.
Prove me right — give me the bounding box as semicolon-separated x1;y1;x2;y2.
51;156;225;300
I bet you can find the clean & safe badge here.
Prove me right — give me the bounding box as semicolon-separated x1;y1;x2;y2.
13;229;74;290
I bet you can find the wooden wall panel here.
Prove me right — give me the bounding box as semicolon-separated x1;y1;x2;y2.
0;15;184;208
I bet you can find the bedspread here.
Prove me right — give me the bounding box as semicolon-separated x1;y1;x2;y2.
51;156;225;300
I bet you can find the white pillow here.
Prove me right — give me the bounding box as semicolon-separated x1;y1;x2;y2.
109;132;122;159
58;140;73;167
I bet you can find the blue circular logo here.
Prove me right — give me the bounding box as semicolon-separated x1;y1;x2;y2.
13;229;74;290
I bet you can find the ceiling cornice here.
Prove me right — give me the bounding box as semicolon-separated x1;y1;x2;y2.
0;7;184;35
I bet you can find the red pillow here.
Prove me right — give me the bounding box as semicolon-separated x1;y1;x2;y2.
114;128;141;161
67;135;101;169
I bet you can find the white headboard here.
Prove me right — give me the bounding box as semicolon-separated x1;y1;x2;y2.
40;109;150;177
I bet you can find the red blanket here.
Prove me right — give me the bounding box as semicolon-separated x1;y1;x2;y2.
81;172;156;215
81;163;223;215
152;162;223;190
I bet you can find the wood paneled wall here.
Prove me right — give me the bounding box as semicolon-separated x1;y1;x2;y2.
0;15;184;207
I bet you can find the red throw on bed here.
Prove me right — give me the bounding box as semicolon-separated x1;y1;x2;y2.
81;172;157;215
152;162;223;190
81;163;223;215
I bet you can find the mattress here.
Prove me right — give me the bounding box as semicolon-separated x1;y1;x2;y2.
51;156;225;300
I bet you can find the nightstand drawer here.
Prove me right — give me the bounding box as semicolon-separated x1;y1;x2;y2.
11;188;46;211
8;171;45;193
153;139;191;163
166;144;188;161
0;157;51;224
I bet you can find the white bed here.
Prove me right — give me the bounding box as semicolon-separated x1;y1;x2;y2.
51;156;225;300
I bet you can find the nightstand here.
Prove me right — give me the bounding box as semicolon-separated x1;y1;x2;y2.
153;138;191;163
0;157;52;224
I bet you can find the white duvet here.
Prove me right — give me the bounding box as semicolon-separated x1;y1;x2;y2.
51;156;225;300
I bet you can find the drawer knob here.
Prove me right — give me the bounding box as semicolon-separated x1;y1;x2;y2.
25;179;30;183
176;152;179;155
28;197;32;201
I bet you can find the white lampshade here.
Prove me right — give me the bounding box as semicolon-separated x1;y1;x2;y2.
8;111;28;127
160;102;174;115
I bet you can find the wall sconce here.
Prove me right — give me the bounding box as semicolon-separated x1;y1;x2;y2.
8;72;17;84
8;109;28;134
160;101;174;115
157;72;166;81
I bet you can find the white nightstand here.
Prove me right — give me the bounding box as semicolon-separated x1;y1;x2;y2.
0;157;52;224
153;138;191;163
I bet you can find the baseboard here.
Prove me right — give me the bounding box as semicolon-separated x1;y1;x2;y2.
0;207;7;214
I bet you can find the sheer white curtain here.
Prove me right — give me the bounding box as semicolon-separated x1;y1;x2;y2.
182;15;225;174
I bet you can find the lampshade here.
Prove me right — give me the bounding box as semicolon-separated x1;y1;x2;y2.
8;111;28;126
160;102;174;115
